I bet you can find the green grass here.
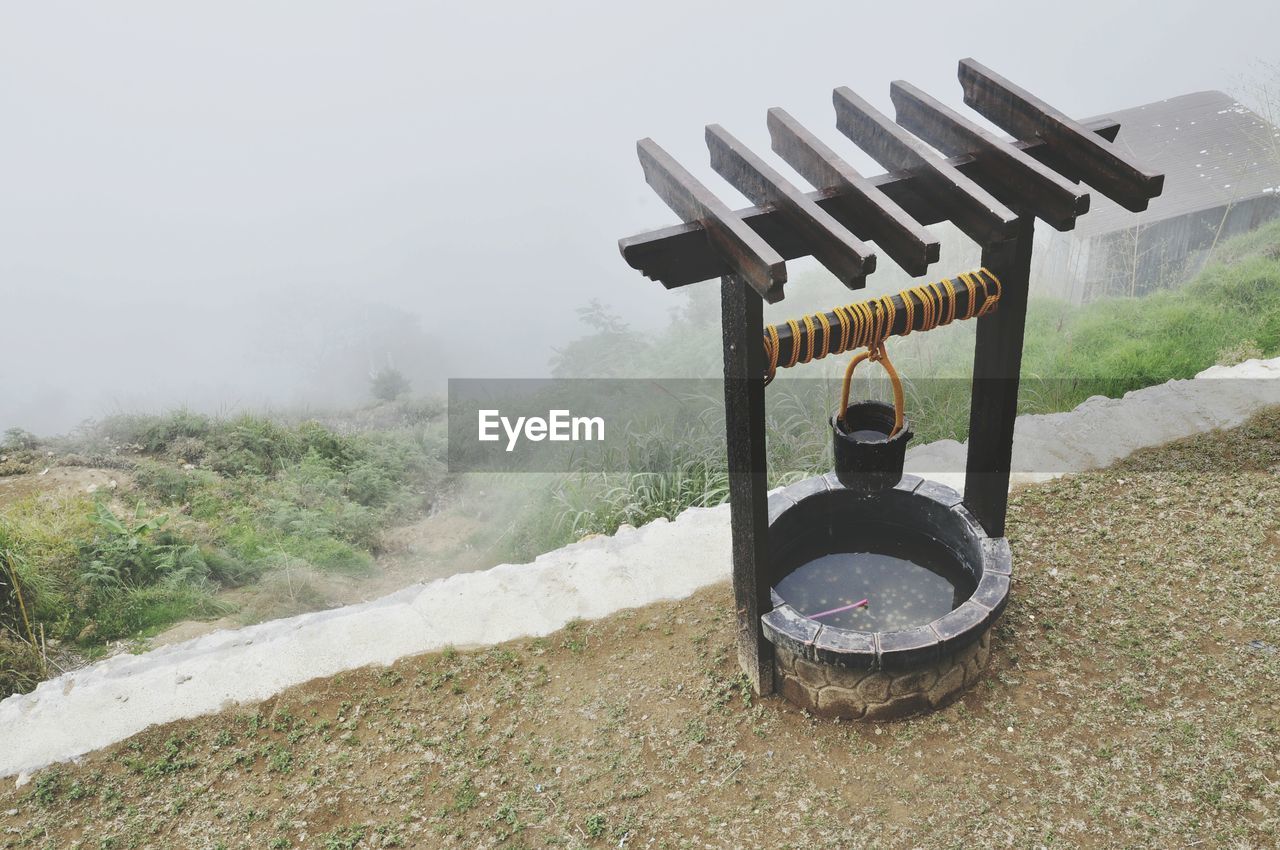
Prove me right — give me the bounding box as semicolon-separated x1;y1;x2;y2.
0;405;448;697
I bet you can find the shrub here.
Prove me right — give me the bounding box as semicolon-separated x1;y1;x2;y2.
279;535;371;573
0;631;45;697
297;423;359;470
1217;339;1264;367
205;416;301;477
72;503;220;641
2;428;38;452
395;396;445;423
167;436;207;464
132;461;216;505
94;410;212;453
200;546;262;587
370;368;411;402
344;459;398;507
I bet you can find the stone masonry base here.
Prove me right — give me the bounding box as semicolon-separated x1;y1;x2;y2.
774;630;993;720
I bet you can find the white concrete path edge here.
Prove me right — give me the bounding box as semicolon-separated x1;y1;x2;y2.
5;357;1280;781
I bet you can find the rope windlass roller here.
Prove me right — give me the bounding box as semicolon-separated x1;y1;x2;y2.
761;266;1001;385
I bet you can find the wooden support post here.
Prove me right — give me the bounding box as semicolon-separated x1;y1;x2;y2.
964;216;1034;537
721;273;773;695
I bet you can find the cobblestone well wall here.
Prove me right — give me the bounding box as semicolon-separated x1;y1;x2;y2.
774;630;993;720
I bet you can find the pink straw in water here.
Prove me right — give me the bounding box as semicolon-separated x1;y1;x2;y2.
809;598;869;620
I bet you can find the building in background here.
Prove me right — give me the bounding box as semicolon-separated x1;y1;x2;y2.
1037;90;1280;303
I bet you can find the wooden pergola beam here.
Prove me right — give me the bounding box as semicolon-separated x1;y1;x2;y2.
636;137;787;302
958;58;1164;213
619;118;1121;291
707;123;875;290
890;80;1089;232
833;86;1018;246
767;107;939;277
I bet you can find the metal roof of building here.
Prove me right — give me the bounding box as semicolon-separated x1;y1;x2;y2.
1074;90;1280;238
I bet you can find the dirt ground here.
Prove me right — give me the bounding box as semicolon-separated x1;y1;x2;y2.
0;467;131;504
2;410;1279;849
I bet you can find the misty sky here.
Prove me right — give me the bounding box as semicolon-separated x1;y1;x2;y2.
2;1;1274;433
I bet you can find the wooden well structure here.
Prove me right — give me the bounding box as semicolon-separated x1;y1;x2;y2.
618;59;1164;696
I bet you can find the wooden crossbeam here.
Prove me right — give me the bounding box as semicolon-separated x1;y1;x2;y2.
833;86;1018;246
767;108;939;277
958;59;1164;213
636;138;787;303
619;117;1120;291
890;81;1089;232
706;124;874;290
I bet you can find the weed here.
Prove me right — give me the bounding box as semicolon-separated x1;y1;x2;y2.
319;825;368;850
561;619;587;653
684;718;709;744
30;769;62;805
122;735;198;779
453;777;479;813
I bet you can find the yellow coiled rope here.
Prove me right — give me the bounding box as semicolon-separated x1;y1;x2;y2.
761;267;1001;384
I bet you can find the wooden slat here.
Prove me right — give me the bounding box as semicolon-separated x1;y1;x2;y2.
832;86;1018;245
618;117;1120;291
636;138;787;303
706;124;874;290
766;269;999;367
767;107;939;276
958;58;1164;213
890;81;1089;232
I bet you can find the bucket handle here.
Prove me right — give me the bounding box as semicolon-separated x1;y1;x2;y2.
838;342;905;437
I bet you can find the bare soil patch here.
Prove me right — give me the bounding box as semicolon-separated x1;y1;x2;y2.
0;467;131;505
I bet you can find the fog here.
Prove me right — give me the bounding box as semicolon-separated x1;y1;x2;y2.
1;0;1272;434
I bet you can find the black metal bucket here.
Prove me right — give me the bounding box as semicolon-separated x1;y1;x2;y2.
831;400;913;492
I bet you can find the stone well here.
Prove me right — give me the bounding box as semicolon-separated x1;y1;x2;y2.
761;473;1010;720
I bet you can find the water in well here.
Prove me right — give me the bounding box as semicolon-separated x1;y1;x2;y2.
773;523;975;632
